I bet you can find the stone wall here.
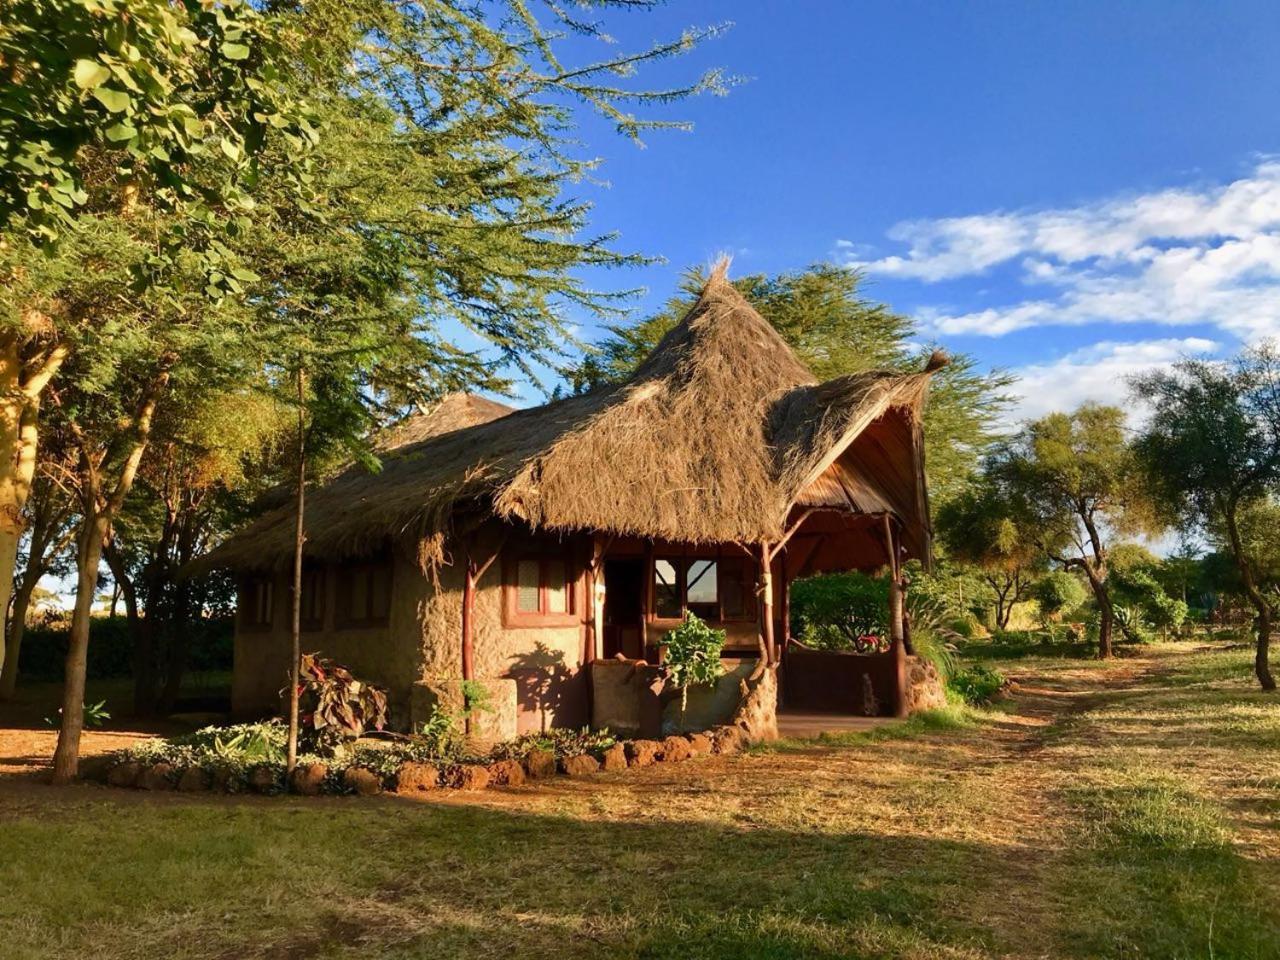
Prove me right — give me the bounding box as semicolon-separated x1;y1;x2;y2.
727;664;779;743
903;655;947;714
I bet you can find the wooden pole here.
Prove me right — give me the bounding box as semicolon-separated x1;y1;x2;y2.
882;514;908;718
759;543;776;666
286;366;305;779
461;557;476;682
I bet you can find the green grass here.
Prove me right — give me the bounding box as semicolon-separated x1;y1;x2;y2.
1;642;1278;959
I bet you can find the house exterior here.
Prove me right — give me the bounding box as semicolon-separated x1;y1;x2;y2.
204;266;944;740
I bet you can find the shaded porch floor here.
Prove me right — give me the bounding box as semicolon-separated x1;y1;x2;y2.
776;709;896;739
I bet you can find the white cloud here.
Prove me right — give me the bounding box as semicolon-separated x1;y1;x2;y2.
850;161;1280;340
1007;337;1218;424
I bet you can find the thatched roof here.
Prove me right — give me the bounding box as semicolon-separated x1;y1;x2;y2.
202;266;941;571
376;392;514;451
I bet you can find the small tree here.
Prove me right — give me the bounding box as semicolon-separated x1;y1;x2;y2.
1133;347;1280;690
661;613;726;716
1032;571;1087;626
936;480;1044;631
991;404;1160;658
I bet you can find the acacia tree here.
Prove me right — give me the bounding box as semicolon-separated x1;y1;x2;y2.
0;0;314;679
936;479;1044;631
1133;348;1280;690
991;404;1158;659
568;264;1013;502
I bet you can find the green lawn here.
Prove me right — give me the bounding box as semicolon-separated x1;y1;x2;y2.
0;643;1277;959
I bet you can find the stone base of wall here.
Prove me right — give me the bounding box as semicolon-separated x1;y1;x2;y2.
727;664;778;743
903;656;947;714
412;677;519;743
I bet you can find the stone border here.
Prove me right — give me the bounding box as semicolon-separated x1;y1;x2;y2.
94;725;751;798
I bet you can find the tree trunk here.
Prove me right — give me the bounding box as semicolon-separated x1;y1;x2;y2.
1223;503;1276;691
0;574;37;700
1097;597;1114;660
51;517;107;784
104;543;151;715
286;368;305;779
158;576;191;714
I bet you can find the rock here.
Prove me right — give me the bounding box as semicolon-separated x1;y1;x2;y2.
137;763;175;791
290;762;329;796
106;760;142;788
78;755;113;783
599;743;628;772
443;764;490;791
176;766;211;792
248;765;281;794
393;761;439;793
711;725;746;755
686;733;713;757
523;747;557;779
342;766;383;796
561;753;600;777
211;766;239;793
626;739;661;767
487;760;525;787
661;736;692;763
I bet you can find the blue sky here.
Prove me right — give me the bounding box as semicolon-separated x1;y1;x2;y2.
503;0;1280;421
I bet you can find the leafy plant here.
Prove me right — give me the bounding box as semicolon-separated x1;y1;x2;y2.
416;706;461;760
661;613;726;714
45;699;109;729
791;572;889;650
295;654;388;756
948;665;1006;705
1034;571;1088;623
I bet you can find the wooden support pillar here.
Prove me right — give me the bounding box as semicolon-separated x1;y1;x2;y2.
759;542;776;667
883;514;909;717
461;558;477;682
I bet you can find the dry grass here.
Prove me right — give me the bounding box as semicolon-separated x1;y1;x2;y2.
0;642;1277;959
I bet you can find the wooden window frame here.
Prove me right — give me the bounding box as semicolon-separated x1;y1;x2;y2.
647;548;757;625
336;560;393;629
299;567;327;633
503;552;579;628
239;576;274;633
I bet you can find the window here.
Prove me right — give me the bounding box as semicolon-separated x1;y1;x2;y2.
651;552;756;622
300;568;326;631
505;553;577;625
241;577;273;631
337;560;392;627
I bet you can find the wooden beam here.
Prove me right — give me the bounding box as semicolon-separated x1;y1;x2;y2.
759;542;777;666
766;508;816;563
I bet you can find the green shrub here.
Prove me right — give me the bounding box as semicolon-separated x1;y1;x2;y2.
1033;571;1087;622
790;572;889;651
17;614;233;681
662;613;726;713
947;664;1006;705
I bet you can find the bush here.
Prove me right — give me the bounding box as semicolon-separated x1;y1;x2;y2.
790;572;889;651
17;615;233;681
297;654;388;756
661;613;726;713
1034;572;1087;622
948;664;1006;705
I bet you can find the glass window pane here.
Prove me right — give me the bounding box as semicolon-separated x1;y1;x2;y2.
720;558;751;619
686;560;718;604
369;569;390;620
654;558;682;618
517;560;541;612
546;560;568;613
349;569;368;621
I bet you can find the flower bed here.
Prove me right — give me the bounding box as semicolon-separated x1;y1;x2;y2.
96;720;750;797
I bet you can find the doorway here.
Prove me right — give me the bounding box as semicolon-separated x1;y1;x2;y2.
603;558;645;660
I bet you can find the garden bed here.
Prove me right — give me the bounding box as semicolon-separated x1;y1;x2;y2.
93;720;751;797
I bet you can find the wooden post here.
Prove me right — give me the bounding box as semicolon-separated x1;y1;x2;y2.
759;543;776;666
883;514;909;718
461;557;476;682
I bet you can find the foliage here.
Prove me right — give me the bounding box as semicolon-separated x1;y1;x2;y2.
937;479;1045;629
988;402;1161;657
791;572;890;651
415;706;462;760
296;654;388;756
1111;567;1188;639
1132;345;1280;688
661;613;726;712
0;0;315;260
489;728;619;764
1033;571;1088;622
946;665;1006;706
44;698;109;728
16;614;232;681
567;264;1014;503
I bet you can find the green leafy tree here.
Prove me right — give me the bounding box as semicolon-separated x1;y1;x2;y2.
991;403;1160;659
567;264;1014;503
1133;347;1280;690
1032;571;1087;624
936;479;1045;631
